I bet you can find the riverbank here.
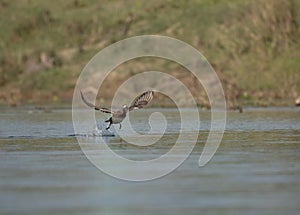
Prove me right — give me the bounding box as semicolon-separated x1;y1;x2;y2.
0;0;299;107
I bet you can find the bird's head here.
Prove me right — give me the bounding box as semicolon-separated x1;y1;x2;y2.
122;104;129;111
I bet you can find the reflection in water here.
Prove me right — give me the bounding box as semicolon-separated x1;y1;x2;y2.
0;108;299;215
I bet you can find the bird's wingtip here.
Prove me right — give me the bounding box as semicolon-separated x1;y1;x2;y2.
79;90;85;99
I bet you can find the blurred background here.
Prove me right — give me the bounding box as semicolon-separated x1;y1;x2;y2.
0;0;299;107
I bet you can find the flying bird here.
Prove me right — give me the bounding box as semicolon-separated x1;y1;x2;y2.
80;90;154;129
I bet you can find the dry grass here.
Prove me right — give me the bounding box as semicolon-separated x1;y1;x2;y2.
0;0;299;107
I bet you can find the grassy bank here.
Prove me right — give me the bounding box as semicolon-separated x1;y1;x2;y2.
0;0;299;107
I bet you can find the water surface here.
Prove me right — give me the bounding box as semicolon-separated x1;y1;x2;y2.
0;107;299;215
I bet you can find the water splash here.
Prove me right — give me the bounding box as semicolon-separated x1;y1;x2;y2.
92;121;115;137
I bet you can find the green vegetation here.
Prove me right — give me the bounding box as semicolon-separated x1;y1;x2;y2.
0;0;299;107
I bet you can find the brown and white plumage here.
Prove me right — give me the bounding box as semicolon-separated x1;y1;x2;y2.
80;91;112;113
80;90;154;129
129;90;154;111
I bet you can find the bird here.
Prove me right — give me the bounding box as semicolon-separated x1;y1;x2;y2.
80;90;154;129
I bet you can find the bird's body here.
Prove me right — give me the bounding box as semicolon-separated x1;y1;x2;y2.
104;105;128;129
80;90;154;129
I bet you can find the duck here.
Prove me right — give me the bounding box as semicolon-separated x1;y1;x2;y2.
80;90;154;129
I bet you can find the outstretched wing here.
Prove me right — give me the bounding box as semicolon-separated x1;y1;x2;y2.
80;91;112;114
129;90;154;111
